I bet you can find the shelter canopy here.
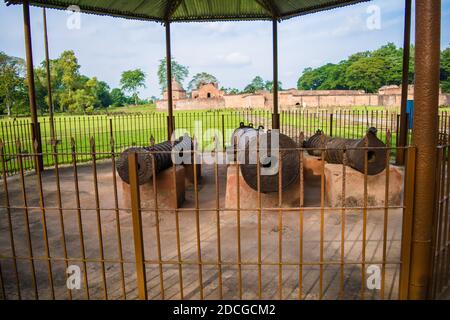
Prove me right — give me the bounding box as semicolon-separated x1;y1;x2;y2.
5;0;370;22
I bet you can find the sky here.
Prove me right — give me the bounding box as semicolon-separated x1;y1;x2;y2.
1;0;449;99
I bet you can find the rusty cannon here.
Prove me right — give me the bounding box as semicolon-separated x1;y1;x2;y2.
231;123;300;193
116;134;194;185
303;127;387;175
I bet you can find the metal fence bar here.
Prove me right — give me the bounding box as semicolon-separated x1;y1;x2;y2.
128;151;148;300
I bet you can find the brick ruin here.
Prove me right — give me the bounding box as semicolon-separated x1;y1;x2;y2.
156;83;450;110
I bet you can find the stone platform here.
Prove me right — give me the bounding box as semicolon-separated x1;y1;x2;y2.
225;164;301;210
121;165;185;209
324;163;404;207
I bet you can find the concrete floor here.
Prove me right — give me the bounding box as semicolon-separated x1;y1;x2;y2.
0;157;404;300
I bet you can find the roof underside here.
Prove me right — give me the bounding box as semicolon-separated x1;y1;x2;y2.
5;0;371;22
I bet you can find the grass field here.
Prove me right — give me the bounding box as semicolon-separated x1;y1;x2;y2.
0;108;270;173
0;105;437;174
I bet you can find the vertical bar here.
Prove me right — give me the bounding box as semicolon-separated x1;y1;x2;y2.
257;133;262;299
340;148;347;299
235;135;243;299
165;22;174;139
128;151;148;300
16;140;38;299
361;138;369;300
319;149;325;299
329;113;333;137
381;134;391;299
32;139;55;299
109;124;127;300
192;141;204;299
150;153;165;299
70;138;89;299
0;140;21;299
409;0;441;300
221;114;226;151
42;8;55;142
90;138;108;299
22;0;43;171
399;147;416;299
171;157;184;299
272;19;280;130
277;150;283;300
214;137;223;299
397;0;413;165
298;146;304;300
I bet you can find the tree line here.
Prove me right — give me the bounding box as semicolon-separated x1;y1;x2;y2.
2;43;449;116
0;50;151;117
297;43;450;93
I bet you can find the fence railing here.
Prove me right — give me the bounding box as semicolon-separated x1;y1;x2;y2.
1;109;450;175
431;142;450;299
0;132;419;300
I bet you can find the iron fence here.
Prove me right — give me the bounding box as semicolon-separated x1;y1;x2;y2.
0;109;413;175
431;142;450;298
0;130;423;300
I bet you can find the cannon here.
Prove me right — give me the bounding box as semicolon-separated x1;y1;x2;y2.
303;127;387;175
229;122;264;157
233;127;300;193
116;134;194;185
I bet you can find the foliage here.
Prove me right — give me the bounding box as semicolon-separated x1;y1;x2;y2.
157;57;189;92
188;72;218;91
297;43;418;93
441;47;450;93
264;80;283;92
0;51;28;116
120;69;146;106
221;87;240;95
110;88;126;107
243;76;282;93
243;76;265;93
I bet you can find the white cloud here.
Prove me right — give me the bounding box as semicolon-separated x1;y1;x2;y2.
218;52;251;66
202;22;236;34
1;0;449;98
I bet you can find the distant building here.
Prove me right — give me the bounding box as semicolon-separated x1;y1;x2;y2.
162;80;186;100
192;82;224;99
156;83;450;111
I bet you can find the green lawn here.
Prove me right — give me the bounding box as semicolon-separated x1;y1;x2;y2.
0;106;440;175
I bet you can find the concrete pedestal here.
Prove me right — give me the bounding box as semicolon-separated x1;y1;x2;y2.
225;164;302;210
184;163;202;186
324;164;404;207
303;153;326;178
121;165;185;209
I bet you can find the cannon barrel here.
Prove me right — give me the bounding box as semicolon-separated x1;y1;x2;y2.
116;135;193;185
229;122;264;160
304;128;387;175
238;131;300;193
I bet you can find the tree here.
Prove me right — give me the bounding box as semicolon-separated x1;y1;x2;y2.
264;80;283;92
441;47;450;93
243;76;265;93
188;72;218;91
67;89;98;114
52;50;82;112
120;69;146;105
0;52;26;116
221;87;240;95
344;56;386;93
110;88;126;107
296;43;418;93
157;57;189;92
86;77;112;108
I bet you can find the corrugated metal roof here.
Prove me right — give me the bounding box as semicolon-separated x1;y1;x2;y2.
5;0;371;22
